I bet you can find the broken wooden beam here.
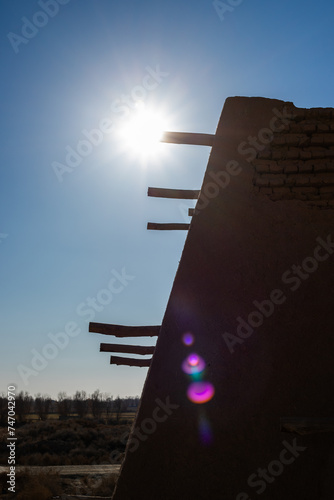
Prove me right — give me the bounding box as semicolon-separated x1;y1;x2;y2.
110;355;152;367
147;222;190;231
89;322;160;337
280;417;334;435
100;343;155;355
148;187;200;199
160;131;214;146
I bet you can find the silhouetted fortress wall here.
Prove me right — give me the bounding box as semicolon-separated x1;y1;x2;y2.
112;97;334;500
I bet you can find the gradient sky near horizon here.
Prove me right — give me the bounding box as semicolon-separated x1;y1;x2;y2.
1;0;334;399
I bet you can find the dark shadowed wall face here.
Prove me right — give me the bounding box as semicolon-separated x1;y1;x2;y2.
112;97;334;500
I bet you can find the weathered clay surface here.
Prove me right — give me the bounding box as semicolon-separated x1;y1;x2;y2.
112;97;334;500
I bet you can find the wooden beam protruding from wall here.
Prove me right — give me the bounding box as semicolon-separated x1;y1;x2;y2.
161;131;214;147
100;343;155;355
147;223;190;231
110;355;152;367
89;322;160;337
148;187;200;199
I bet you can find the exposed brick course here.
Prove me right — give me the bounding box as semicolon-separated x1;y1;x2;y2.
252;105;334;207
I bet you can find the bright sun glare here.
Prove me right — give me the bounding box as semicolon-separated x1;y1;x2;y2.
117;102;168;162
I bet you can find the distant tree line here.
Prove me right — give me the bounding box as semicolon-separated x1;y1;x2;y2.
0;390;140;424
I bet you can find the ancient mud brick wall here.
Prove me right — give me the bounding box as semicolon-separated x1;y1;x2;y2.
252;107;334;209
112;98;334;500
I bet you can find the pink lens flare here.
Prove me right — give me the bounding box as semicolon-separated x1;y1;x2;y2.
188;354;199;366
182;353;205;375
182;332;194;346
187;381;215;404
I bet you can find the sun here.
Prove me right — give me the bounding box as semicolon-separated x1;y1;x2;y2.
116;102;168;163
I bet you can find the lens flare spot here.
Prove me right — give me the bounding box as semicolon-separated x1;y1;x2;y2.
187;382;215;404
182;332;194;346
182;354;205;375
199;415;214;446
189;354;199;366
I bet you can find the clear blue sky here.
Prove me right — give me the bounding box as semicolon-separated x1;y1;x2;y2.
1;0;334;399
